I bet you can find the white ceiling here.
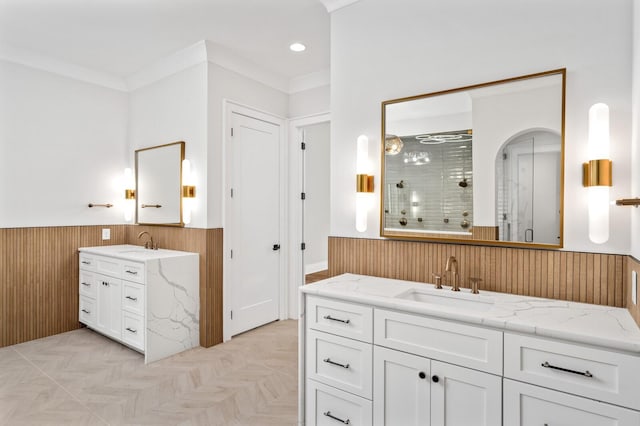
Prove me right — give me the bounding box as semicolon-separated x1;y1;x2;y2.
0;0;330;81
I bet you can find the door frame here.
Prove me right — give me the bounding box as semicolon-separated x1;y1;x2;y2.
223;100;288;342
287;112;331;320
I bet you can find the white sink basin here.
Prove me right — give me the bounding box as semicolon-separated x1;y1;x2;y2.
396;288;495;312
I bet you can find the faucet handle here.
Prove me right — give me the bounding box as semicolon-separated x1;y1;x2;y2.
469;277;482;294
432;273;443;289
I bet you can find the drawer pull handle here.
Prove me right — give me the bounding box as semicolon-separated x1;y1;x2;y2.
125;296;138;301
125;270;138;275
81;282;90;286
81;261;91;265
323;315;350;324
81;309;90;314
541;361;593;378
126;327;137;334
323;358;350;369
323;411;350;424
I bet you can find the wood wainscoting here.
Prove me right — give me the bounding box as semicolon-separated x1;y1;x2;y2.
1;225;223;349
329;237;627;307
627;256;640;326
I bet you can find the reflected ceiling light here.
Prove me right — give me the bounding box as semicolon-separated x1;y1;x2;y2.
385;134;404;155
289;42;306;52
416;129;473;145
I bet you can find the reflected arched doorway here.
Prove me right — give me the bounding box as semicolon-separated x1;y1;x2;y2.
495;129;561;244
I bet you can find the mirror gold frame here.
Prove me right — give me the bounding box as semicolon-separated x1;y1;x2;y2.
135;141;185;227
380;69;566;249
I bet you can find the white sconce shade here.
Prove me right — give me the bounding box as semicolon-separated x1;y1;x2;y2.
355;135;373;233
123;168;135;222
586;103;611;244
182;159;195;225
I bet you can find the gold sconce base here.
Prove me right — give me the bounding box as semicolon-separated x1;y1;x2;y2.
356;174;374;193
583;159;612;187
125;189;136;199
182;185;196;198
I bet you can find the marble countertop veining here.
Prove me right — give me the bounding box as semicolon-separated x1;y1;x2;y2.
301;273;640;354
79;244;198;261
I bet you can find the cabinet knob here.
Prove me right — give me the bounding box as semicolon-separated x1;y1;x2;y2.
432;375;439;383
418;371;426;379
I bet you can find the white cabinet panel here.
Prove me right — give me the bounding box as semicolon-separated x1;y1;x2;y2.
504;333;640;410
306;379;372;426
79;253;95;271
95;255;121;278
430;360;502;426
373;345;430;426
504;379;640;426
374;308;503;374
96;275;121;340
307;296;373;343
122;261;144;284
122;281;145;316
122;311;144;351
79;270;98;298
79;296;96;328
307;329;373;399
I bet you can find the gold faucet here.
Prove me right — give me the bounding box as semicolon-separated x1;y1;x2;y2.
137;231;157;250
445;256;460;291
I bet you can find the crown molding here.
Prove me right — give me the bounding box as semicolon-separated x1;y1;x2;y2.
289;68;330;93
126;41;209;91
0;43;127;91
318;0;361;13
204;41;289;93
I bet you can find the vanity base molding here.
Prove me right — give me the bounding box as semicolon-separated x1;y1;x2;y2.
79;245;200;363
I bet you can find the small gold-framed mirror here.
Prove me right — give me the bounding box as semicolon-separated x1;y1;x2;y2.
135;141;185;226
381;69;565;248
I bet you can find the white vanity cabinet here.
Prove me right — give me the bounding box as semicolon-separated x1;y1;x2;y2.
300;274;640;426
78;245;200;363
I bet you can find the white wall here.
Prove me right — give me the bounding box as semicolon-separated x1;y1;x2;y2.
0;60;128;228
632;0;640;259
330;0;633;254
303;121;331;271
128;63;208;228
207;62;289;228
289;85;330;118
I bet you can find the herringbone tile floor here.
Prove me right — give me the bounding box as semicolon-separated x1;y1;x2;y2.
0;320;298;425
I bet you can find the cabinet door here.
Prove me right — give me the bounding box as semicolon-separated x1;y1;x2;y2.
504;379;640;426
97;275;122;339
373;346;430;426
431;360;502;426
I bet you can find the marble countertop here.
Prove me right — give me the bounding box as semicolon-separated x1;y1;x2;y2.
301;273;640;354
79;244;198;261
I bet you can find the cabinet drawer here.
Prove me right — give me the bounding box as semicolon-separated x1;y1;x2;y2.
504;333;640;410
122;312;144;351
79;271;98;298
79;296;96;327
122;281;145;316
95;255;121;279
374;308;502;375
307;329;373;399
504;379;640;426
122;261;144;284
79;253;96;271
306;379;372;426
307;296;373;343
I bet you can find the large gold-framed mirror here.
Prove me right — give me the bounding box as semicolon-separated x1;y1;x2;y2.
135;141;185;226
381;69;565;248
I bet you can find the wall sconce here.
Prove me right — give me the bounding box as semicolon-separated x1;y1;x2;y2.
583;103;612;244
123;168;136;222
356;135;374;232
182;159;196;225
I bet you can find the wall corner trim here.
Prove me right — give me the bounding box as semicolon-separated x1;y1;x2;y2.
318;0;361;13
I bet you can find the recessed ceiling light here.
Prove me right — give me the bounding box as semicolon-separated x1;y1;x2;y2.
289;42;306;52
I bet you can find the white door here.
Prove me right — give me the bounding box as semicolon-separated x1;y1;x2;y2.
229;111;281;336
504;379;640;426
97;275;121;339
431;360;502;426
373;345;430;426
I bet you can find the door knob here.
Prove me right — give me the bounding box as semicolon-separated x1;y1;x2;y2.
432;375;440;383
272;244;281;251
